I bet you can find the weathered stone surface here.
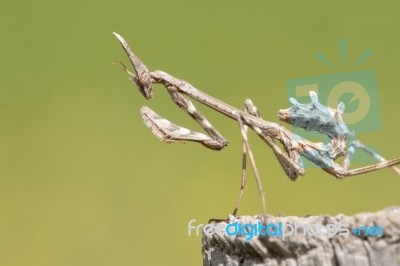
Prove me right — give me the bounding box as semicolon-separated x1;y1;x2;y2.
202;207;400;266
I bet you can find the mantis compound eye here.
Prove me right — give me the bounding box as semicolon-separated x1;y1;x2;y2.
133;72;153;99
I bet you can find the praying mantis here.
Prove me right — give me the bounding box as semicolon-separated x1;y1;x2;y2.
113;32;400;219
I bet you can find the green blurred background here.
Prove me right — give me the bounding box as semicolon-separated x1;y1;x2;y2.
1;1;400;265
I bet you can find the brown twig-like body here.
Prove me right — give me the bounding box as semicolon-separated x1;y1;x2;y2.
113;32;400;217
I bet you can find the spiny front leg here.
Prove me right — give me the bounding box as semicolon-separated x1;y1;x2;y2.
140;106;225;148
164;85;228;150
114;33;227;150
139;86;228;151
